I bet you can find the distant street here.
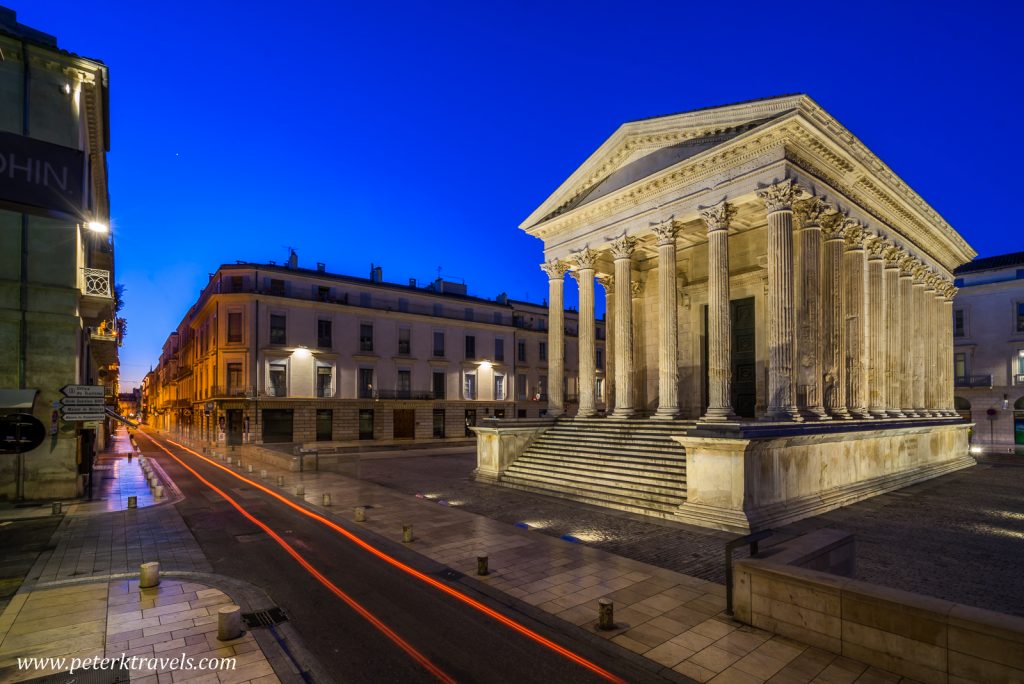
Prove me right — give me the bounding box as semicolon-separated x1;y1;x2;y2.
134;430;664;684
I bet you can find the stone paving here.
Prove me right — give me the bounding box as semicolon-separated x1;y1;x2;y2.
202;432;916;683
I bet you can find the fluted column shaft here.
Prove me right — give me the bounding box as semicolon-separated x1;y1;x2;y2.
760;182;800;421
924;280;939;415
794;199;829;419
899;268;917;416
884;255;904;416
701;203;737;422
822;221;850;418
942;293;955;415
610;235;637;417
912;274;927;416
653;223;680;418
867;245;887;417
843;227;870;418
573;252;598;417
542;260;569;417
599;277;615;413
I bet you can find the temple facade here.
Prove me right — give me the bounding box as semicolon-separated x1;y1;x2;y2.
474;94;977;532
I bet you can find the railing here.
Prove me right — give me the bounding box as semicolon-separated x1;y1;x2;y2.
316;384;333;398
374;389;437;400
209;385;253;398
81;268;112;297
954;375;992;388
1016;374;1024;386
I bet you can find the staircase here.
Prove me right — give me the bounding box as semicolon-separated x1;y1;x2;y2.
497;417;694;518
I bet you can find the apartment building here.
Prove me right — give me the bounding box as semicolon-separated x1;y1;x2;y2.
144;254;605;445
951;251;1024;446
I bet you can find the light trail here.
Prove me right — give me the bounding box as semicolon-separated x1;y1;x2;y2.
141;434;456;684
141;430;627;684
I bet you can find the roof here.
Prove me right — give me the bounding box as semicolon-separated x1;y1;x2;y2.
0;8;106;65
953;251;1024;275
625;93;806;124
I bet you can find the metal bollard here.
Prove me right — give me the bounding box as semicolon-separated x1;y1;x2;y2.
217;605;244;640
277;475;285;487
260;469;267;479
139;561;160;589
154;485;164;499
477;555;489;576
226;457;233;465
402;525;414;543
51;502;62;515
127;495;137;508
322;493;332;506
354;506;366;522
294;485;305;497
598;599;615;630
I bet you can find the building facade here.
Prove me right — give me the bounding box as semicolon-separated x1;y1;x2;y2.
0;9;118;500
951;252;1024;447
476;94;976;532
144;256;604;445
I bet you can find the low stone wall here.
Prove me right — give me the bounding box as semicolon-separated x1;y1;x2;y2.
470;419;554;483
673;421;974;531
733;554;1024;683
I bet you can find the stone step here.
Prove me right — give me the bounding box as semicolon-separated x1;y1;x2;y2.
535;433;685;451
545;423;694;438
501;466;686;504
521;447;686;473
496;476;684;517
507;459;685;492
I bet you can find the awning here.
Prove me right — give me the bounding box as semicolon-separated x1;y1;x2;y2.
0;389;38;410
105;406;139;428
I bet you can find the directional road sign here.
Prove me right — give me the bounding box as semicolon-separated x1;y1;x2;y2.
60;384;105;398
60;397;105;407
62;413;106;422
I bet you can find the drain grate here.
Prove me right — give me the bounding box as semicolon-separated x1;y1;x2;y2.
241;606;288;629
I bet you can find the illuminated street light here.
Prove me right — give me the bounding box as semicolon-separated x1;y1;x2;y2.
86;221;109;234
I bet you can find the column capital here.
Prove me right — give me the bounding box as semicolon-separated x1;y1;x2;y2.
630;280;645;298
911;263;929;284
609;234;638;260
842;219;866;247
923;272;940;291
700;201;735;233
882;243;902;267
758;179;804;213
821;211;845;239
540;259;570;280
794;196;830;226
651;217;681;245
864;234;886;260
567;269;581;283
570;247;600;270
898;254;917;276
596;274;614;294
940;281;958;300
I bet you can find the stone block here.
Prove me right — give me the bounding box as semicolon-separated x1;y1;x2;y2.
841;581;953;646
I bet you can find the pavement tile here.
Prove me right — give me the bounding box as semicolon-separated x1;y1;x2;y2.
709;665;765;684
674;659;720;683
644;640;696;668
689;645;743;674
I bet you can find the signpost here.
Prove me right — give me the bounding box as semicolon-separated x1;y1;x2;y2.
60;385;106;422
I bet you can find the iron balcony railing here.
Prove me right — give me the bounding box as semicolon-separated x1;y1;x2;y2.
954;375;992;388
81;268;112;297
316;384;333;398
374;389;437;400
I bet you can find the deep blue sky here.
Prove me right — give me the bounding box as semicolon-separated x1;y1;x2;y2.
22;1;1024;389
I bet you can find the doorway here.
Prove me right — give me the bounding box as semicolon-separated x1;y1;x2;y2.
702;297;757;418
226;409;243;446
464;409;476;436
261;409;293;443
393;409;415;439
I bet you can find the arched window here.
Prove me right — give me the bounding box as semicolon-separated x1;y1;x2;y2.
1015;396;1024;411
955;396;971;411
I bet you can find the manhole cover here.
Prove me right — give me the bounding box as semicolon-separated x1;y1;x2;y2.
242;606;288;628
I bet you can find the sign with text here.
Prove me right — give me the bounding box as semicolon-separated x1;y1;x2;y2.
0;132;85;216
61;385;105;398
60;397;105;406
0;413;46;454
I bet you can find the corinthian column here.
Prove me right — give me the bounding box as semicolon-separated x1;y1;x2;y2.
942;283;958;415
924;274;939;415
571;249;599;417
898;257;917;416
794;198;830;420
911;264;927;416
598;275;614;413
758;181;802;421
883;245;905;417
865;236;888;418
541;259;569;417
609;235;637;417
843;221;870;418
701;201;738;422
821;213;851;418
652;219;680;419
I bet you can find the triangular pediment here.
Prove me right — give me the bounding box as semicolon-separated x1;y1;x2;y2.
521;94;808;231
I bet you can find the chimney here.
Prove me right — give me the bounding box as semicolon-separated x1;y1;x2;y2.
317;262;326;272
409;278;417;288
371;265;383;283
496;292;508;305
287;249;298;269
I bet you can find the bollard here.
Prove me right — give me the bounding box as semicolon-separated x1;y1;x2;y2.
477;555;489;576
402;524;414;543
149;475;158;488
247;464;254;473
218;452;225;461
260;469;267;479
139;561;160;589
322;493;332;506
217;605;244;641
127;495;137;508
276;475;285;487
226;457;233;465
294;485;305;497
354;506;366;522
598;599;615;630
51;502;62;515
154;485;164;499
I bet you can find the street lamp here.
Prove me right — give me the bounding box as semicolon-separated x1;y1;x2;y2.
86;221;109;234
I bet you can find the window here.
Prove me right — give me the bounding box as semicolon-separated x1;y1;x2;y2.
493;312;503;324
517;409;527;418
269;279;285;296
316;365;332;397
433;303;443;316
432;371;446;399
464;308;474;321
318;319;332;348
516;374;526;400
269;314;286;345
464;372;477;400
398;328;411;355
316;409;332;441
433;331;445;357
539;341;547;361
317;286;330;302
1018;302;1024;333
358;368;374;398
397;369;411;398
227;313;242;343
227;363;243;395
465;335;476;359
432;409;445;438
495;338;505;362
517;340;526;362
269;362;287;397
359;409;374;440
538;375;547;400
494;374;505;400
954;353;966;382
229;275;244;293
360;324;373;352
596;377;604;402
398;298;409;313
953;310;964;337
596;349;604;369
360;292;371;307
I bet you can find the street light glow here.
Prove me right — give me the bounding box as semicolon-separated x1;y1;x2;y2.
86;221;109;234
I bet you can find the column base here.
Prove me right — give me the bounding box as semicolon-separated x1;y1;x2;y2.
701;407;739;422
848;408;873;419
576;407;596;418
763;406;804;422
652;407;680;420
799;406;832;421
886;409;906;418
869;408;889;418
611;408;637;419
828;407;854;420
902;408;919;418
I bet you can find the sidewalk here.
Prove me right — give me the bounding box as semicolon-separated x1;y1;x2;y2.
191;432;913;684
0;426;301;684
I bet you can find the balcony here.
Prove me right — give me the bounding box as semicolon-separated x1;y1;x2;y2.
80;267;113;319
374;389;437;401
955;375;992;388
316;384;333;398
209;385;254;398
